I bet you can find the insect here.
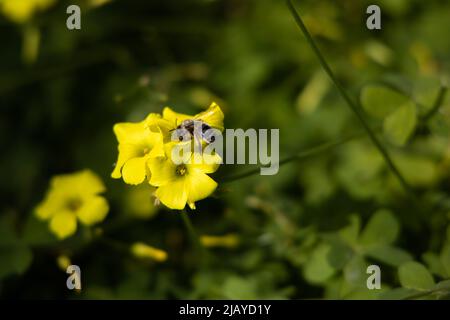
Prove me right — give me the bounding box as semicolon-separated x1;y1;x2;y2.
173;119;217;144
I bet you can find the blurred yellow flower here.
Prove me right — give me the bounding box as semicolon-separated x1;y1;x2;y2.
88;0;112;8
148;143;221;210
200;234;239;248
111;114;166;185
35;170;109;239
0;0;56;24
56;255;71;271
124;184;158;219
130;242;167;262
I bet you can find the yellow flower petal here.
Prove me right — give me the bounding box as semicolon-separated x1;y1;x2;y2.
51;170;106;196
194;102;224;131
130;242;167;262
200;234;239;248
112;118;166;181
162;107;191;127
111;144;142;179
49;211;77;240
35;191;66;220
56;255;72;271
125;184;158;219
147;133;165;158
155;178;188;210
77;195;109;226
113;121;149;145
0;0;55;23
1;1;35;23
74;170;106;195
122;156;149;185
147;157;177;187
188;152;222;173
186;170;217;209
145;113;174;136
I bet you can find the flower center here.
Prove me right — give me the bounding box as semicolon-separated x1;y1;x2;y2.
66;198;82;211
175;165;187;176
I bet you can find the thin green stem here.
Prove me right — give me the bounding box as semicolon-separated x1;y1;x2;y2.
286;0;412;194
223;130;367;183
422;85;448;122
180;210;208;260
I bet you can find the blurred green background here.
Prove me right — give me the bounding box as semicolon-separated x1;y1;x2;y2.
1;0;450;299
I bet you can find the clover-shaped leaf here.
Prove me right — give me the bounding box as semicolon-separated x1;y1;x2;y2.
383;101;417;146
398;261;435;291
360;84;417;146
303;244;336;284
364;245;412;267
360;85;407;119
360;209;399;247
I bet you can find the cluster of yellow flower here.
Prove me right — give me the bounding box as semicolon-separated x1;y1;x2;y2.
35;103;223;259
111;102;224;210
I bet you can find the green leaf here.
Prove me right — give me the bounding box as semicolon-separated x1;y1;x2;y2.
398;261;435;291
327;241;353;270
303;244;336;284
338;215;361;246
344;287;385;300
440;244;450;277
378;287;418;300
422;252;447;278
364;245;413;267
360;85;410;119
222;276;258;299
393;154;439;187
383;101;417;146
360;209;399;247
412;75;441;111
343;255;367;288
434;279;450;291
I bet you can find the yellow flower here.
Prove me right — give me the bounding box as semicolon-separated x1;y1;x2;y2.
111;113;167;185
130;242;167;262
35;170;109;239
124;184;158;219
148;143;221;210
163;102;224;131
0;0;56;24
111;102;224;209
200;234;239;248
56;255;71;271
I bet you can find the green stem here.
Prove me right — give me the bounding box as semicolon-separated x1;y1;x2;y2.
180;210;208;259
422;85;448;122
286;0;412;194
223;130;367;183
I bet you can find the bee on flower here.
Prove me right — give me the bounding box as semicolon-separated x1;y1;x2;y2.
111;102;224;210
35;170;109;239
